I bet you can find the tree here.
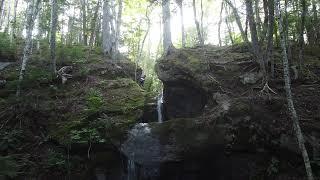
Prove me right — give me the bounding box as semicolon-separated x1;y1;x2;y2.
162;0;173;54
16;0;41;96
266;0;275;78
50;0;58;76
298;0;307;73
175;0;185;47
81;0;88;46
245;0;266;76
10;0;18;43
114;0;123;60
218;1;224;46
89;0;101;47
275;0;314;179
102;0;112;56
224;0;248;43
192;0;204;46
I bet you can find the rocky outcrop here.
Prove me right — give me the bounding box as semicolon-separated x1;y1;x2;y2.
121;44;320;179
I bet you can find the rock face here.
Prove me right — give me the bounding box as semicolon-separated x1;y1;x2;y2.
125;45;320;179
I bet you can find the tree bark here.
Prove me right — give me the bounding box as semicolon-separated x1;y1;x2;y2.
162;0;173;54
275;1;314;179
192;0;204;46
81;0;88;46
0;0;4;26
50;0;58;76
16;0;41;96
224;0;248;43
102;0;112;56
89;0;101;47
218;1;224;46
267;0;275;78
246;0;266;76
10;0;18;43
298;0;307;73
175;0;185;48
114;0;123;60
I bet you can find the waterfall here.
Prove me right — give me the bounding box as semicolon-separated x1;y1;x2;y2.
157;91;163;123
127;156;136;180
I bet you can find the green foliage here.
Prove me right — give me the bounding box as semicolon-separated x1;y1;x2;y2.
45;149;66;171
0;130;23;152
70;127;105;144
57;44;86;63
86;88;104;114
0;33;16;60
267;157;280;176
0;156;19;178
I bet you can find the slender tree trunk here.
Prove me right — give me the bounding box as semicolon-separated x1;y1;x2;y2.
275;1;314;179
200;0;204;42
312;0;319;45
89;0;101;47
16;0;41;96
267;0;275;78
102;0;112;56
218;1;224;47
10;0;18;43
50;0;58;76
114;0;123;60
4;0;11;33
224;0;248;43
254;0;262;38
162;0;173;54
0;0;5;27
246;0;266;75
225;4;234;45
176;0;186;48
81;0;88;46
192;0;204;46
260;0;268;42
298;0;306;73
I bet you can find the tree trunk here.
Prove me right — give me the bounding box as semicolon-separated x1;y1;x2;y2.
275;1;314;179
10;0;18;43
0;0;4;26
162;0;173;54
200;0;204;43
192;0;204;46
218;1;224;47
176;0;185;48
89;0;101;47
102;0;112;56
298;0;306;73
254;0;262;38
312;0;319;45
245;0;266;76
50;0;58;76
267;0;275;78
16;0;41;96
114;0;123;60
4;0;11;33
81;0;88;46
224;0;248;43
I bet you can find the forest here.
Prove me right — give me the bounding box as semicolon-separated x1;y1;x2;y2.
0;0;319;179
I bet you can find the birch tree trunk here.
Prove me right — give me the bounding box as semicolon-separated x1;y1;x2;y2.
224;0;248;43
276;0;314;179
4;0;11;33
50;0;58;76
218;1;224;47
245;0;266;76
16;0;41;96
192;0;204;46
162;0;173;54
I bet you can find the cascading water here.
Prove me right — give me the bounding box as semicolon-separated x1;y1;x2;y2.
127;157;136;180
157;91;163;123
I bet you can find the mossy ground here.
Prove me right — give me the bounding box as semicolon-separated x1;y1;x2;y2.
0;45;146;178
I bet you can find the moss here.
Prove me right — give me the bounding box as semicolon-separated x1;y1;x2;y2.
98;78;146;114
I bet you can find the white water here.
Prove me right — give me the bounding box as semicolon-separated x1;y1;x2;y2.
157;92;163;123
127;157;136;180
